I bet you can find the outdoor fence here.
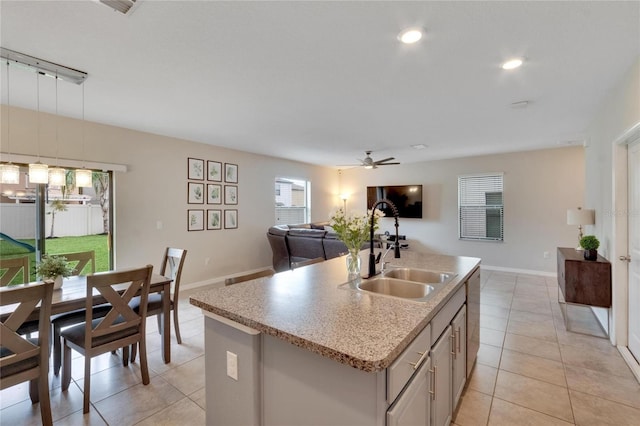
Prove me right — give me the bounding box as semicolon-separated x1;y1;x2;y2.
0;203;104;239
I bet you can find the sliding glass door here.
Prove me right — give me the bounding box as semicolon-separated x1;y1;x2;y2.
0;165;113;283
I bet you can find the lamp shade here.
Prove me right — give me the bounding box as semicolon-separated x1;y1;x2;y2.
48;167;66;186
75;168;92;188
567;208;595;226
28;162;49;184
0;163;20;184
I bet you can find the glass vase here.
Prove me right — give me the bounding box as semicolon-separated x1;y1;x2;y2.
346;249;361;279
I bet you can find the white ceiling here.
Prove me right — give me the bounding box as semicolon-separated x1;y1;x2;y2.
1;1;639;168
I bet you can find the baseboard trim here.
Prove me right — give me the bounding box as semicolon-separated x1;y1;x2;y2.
617;346;640;383
481;264;557;278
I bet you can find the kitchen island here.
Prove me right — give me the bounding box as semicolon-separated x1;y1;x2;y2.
190;250;480;426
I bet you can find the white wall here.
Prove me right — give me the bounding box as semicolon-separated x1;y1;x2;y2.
583;56;640;346
585;57;640;258
2;105;339;286
340;147;585;273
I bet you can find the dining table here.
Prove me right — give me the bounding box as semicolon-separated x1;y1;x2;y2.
0;272;173;364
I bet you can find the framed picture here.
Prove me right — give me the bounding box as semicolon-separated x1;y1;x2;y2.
207;209;222;230
224;185;238;205
224;209;238;229
188;182;204;204
225;163;238;183
207;184;222;204
207;161;222;182
188;158;204;180
187;209;204;231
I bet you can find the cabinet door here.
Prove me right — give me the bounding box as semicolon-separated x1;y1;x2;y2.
430;326;452;426
451;305;467;409
387;355;431;426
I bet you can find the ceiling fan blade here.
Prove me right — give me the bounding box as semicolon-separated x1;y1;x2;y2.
378;162;400;166
374;157;395;164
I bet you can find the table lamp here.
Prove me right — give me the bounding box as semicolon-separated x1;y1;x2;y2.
567;207;595;249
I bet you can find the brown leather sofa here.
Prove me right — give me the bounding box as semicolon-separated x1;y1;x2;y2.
266;222;351;272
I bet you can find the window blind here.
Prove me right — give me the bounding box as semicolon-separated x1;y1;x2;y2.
458;173;504;241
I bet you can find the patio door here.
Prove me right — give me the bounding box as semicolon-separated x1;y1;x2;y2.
0;165;113;281
628;140;640;361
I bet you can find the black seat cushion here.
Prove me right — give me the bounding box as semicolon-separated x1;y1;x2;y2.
129;294;173;315
60;316;137;349
52;305;113;329
0;344;39;379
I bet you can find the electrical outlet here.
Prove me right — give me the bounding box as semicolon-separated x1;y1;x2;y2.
156;220;162;230
205;257;210;265
543;251;550;259
226;351;238;380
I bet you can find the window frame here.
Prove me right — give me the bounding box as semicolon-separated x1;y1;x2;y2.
458;172;504;242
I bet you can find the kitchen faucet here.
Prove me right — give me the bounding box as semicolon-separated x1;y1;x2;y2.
368;199;400;277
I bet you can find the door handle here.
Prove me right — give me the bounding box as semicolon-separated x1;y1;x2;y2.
619;255;631;262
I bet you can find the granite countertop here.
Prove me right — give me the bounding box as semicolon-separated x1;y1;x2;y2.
189;250;480;372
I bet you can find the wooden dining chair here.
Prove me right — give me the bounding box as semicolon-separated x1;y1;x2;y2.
51;251;100;376
62;250;96;276
0;281;54;426
0;255;30;286
291;257;325;269
1;256;41;336
225;268;275;285
129;248;186;362
61;265;153;413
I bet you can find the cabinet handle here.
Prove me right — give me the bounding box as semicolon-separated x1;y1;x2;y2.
456;326;461;353
450;333;456;358
429;365;437;400
409;350;428;370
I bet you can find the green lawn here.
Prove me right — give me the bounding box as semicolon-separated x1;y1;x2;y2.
1;235;110;283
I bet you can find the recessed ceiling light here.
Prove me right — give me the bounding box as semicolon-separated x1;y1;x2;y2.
501;58;524;70
398;28;424;44
411;144;428;149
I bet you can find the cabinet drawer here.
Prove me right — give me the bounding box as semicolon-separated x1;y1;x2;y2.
387;323;431;404
431;285;465;346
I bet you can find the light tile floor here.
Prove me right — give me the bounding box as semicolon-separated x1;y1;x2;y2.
453;270;640;426
2;270;639;425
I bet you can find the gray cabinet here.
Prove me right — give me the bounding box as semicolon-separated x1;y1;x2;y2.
430;325;453;426
451;306;467;409
387;355;432;426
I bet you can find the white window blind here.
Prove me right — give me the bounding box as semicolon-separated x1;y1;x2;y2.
458;173;504;241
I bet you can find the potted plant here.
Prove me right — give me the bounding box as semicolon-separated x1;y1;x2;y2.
35;255;74;290
579;235;600;261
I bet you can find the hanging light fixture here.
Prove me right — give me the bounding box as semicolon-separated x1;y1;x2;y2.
29;71;49;184
75;82;92;188
1;60;20;184
48;72;66;187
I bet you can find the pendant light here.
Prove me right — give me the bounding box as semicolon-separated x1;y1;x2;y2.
1;60;20;184
28;71;49;184
48;72;66;187
75;82;92;187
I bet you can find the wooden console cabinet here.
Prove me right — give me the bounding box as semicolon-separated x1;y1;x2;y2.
557;247;611;308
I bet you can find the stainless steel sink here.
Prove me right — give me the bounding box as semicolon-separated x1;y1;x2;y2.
357;277;435;300
382;268;454;284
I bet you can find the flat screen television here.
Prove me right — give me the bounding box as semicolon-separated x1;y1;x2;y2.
366;185;423;219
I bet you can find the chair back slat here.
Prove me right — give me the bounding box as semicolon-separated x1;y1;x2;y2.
57;251;96;276
160;248;187;297
0;281;53;386
0;256;29;286
83;266;153;350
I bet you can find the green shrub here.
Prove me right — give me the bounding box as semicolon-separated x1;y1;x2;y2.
579;235;600;250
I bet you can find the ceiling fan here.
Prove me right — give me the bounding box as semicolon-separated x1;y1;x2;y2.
358;151;400;169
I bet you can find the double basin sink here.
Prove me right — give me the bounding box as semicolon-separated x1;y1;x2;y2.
356;268;456;302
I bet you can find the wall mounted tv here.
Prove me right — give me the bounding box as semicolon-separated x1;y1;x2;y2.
366;185;423;219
